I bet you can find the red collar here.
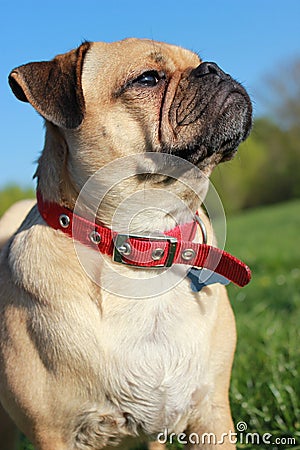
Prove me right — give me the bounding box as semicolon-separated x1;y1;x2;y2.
37;192;251;287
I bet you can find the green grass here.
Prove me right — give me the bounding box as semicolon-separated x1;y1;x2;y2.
226;200;300;449
0;185;35;217
18;200;300;449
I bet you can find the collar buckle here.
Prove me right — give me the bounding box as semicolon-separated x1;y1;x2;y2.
113;233;178;268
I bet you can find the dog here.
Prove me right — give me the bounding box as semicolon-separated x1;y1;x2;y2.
0;199;36;251
0;38;252;450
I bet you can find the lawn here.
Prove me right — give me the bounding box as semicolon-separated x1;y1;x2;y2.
17;200;300;449
226;200;300;449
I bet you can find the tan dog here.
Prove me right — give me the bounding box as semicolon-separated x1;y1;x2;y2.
0;199;36;251
0;38;252;450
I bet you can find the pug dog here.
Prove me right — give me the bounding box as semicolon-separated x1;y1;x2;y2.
0;38;252;450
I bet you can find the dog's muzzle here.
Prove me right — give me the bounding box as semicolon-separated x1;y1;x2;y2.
165;61;253;165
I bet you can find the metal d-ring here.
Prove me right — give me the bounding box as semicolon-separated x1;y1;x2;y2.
194;213;208;244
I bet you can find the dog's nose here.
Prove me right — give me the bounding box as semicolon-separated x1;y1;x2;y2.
192;62;230;81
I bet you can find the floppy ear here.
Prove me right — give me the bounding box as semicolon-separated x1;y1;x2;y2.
8;41;91;129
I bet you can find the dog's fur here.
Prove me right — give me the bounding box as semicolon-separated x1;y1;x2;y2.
0;38;252;449
0;199;36;251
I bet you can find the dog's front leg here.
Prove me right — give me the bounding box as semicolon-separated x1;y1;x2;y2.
184;405;236;449
148;441;166;450
105;437;166;450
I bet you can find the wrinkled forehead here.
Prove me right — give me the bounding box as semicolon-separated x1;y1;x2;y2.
82;38;201;96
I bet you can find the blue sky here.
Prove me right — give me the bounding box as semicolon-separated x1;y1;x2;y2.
1;0;300;189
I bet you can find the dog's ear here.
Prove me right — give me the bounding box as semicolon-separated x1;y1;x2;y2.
8;42;91;129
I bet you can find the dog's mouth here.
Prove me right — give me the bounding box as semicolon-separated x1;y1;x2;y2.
161;62;252;168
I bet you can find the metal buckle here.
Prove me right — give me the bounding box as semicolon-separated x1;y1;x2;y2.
113;234;178;268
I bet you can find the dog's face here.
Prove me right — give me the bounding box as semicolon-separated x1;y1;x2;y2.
79;39;252;167
9;39;252;222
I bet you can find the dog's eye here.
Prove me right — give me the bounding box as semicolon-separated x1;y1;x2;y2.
133;71;164;87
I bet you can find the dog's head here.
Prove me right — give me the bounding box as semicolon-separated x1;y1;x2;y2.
9;39;252;225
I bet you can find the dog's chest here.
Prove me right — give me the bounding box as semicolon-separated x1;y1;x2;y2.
96;287;218;434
